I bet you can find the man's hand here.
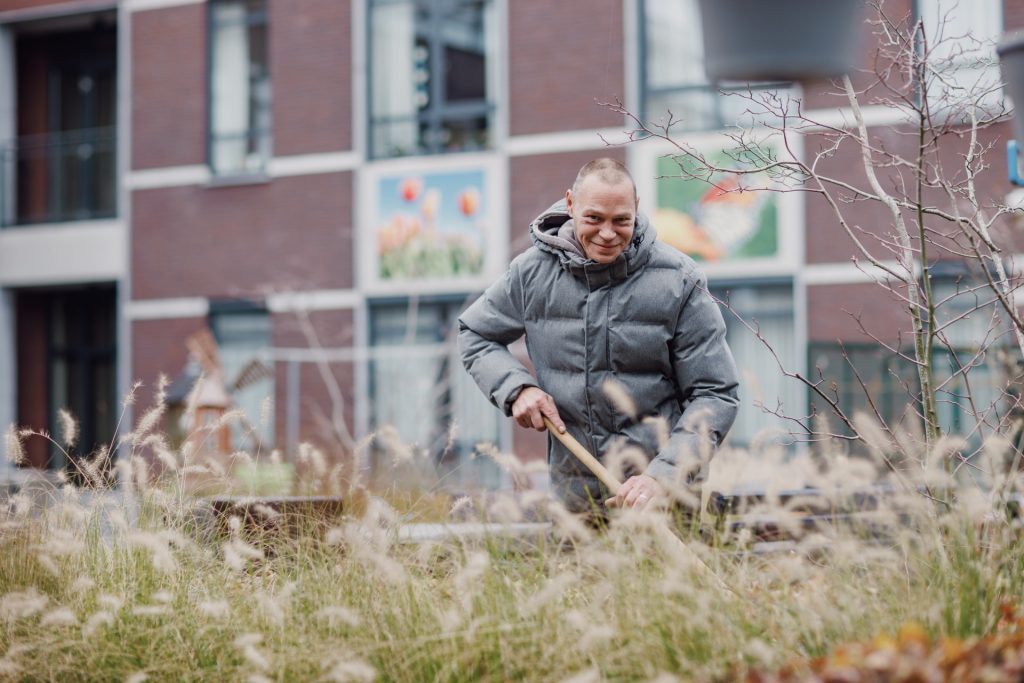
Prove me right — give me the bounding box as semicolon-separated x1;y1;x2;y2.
511;387;566;433
605;474;664;510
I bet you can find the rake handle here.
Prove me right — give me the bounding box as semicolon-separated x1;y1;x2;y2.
544;417;734;595
542;417;622;495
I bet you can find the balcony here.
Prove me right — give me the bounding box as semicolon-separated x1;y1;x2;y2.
1;126;117;228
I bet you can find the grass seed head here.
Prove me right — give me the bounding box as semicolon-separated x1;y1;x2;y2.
0;658;19;678
223;539;264;571
255;590;288;627
577;623;616;653
98;594;125;612
521;572;576;617
259;396;273;428
545;501;594;543
1;589;49;622
36;554;60;577
233;633;270;671
132;404;166;447
558;667;601;683
321;656;377;683
4;425;25;465
70;576;96;594
315;606;360;629
40;607;78;627
83;611;115;637
641;416;670;451
487;494;524;523
57;409;78;449
602;378;637;420
131;605;170;617
197;600;230;619
127;532;178;575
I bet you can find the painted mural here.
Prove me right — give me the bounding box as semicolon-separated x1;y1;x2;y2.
653;152;778;262
375;169;486;281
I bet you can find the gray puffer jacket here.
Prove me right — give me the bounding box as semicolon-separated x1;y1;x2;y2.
457;199;739;511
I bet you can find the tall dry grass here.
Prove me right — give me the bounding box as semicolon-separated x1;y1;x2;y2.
2;387;1024;681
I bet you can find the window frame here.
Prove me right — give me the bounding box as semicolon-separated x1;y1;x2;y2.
208;299;275;449
912;0;1003;115
708;279;797;449
45;286;117;472
206;0;272;178
366;294;506;486
807;270;1013;450
366;0;495;160
637;0;788;132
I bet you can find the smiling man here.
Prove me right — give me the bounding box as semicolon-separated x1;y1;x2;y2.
458;158;739;514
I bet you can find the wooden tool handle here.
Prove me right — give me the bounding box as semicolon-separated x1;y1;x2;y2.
542;415;733;594
542;417;622;495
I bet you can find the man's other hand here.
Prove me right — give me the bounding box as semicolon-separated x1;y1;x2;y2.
605;474;664;510
511;387;566;433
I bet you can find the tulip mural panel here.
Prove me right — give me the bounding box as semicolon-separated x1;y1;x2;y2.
653;152;778;262
375;169;486;281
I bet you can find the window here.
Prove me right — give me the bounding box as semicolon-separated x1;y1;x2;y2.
208;0;271;176
209;304;274;449
369;298;503;487
709;283;798;448
369;0;495;159
7;18;117;227
808;343;920;443
916;0;1002;116
640;0;786;131
808;274;1012;453
929;275;1008;439
46;287;117;473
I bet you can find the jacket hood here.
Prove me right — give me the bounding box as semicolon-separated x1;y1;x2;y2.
529;199;654;283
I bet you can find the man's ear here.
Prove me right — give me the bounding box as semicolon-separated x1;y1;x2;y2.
565;188;573;213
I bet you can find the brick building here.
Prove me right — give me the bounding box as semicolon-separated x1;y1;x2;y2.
0;0;1019;485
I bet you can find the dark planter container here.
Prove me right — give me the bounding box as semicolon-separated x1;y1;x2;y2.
698;0;867;82
998;32;1024;146
198;495;347;540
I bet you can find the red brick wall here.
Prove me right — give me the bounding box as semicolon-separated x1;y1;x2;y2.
130;316;208;420
15;35;48;220
131;4;206;170
271;309;355;454
509;148;627;256
806;282;911;344
0;0;94;14
804;121;1020;264
130;171;354;300
270;0;352;156
1005;0;1024;31
508;0;625;136
131;0;353;168
15;291;49;468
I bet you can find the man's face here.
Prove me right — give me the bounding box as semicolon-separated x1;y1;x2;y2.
566;176;638;264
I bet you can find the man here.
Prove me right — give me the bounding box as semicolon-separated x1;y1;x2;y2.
458;158;739;512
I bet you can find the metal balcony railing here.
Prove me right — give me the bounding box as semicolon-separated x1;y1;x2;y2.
0;126;117;228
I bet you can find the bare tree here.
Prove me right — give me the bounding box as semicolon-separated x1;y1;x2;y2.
608;1;1024;473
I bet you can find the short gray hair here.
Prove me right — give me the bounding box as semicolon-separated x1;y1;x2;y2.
571;157;637;200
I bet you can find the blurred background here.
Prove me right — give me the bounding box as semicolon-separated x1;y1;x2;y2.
0;0;1017;491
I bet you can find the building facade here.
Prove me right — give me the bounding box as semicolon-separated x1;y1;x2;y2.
1;0;1019;485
